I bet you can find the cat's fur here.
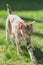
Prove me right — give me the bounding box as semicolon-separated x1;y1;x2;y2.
6;4;36;62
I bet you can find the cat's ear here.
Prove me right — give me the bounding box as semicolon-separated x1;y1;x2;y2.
27;21;35;28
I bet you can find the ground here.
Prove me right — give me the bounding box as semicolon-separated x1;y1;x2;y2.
0;0;43;65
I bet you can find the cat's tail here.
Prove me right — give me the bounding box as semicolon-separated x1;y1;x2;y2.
6;4;12;15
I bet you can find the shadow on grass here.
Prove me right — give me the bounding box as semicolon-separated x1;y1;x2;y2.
0;16;42;30
0;24;5;30
34;46;43;64
20;16;42;23
33;32;43;38
21;44;43;64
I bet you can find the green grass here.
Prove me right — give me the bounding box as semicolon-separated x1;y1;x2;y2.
0;0;43;65
0;10;43;65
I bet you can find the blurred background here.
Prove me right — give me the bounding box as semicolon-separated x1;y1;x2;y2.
0;0;43;65
0;0;43;10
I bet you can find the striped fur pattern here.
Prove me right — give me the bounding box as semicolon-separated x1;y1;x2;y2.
6;4;36;62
